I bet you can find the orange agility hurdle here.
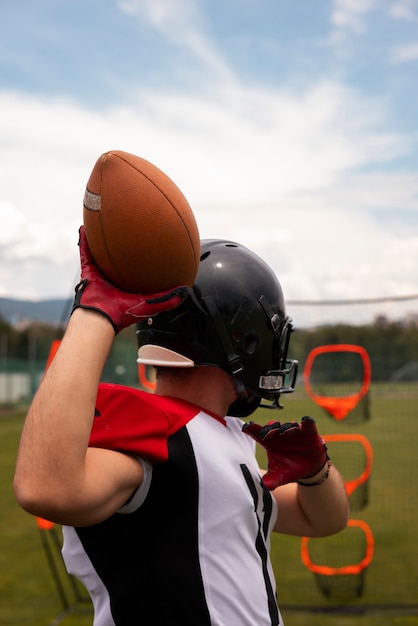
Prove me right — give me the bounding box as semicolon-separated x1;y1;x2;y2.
36;517;92;623
322;434;373;499
138;363;156;391
303;344;371;421
45;339;62;369
301;519;375;577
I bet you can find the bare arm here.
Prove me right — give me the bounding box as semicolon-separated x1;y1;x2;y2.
272;463;349;537
14;226;187;527
13;309;144;527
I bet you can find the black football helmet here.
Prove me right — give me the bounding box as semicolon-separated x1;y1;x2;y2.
136;239;298;417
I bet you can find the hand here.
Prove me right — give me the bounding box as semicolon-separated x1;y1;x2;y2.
242;417;328;490
71;226;190;333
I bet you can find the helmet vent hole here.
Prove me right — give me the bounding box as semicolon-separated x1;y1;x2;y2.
242;333;259;355
200;251;211;262
225;243;238;248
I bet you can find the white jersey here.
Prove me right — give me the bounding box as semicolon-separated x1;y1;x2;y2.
62;383;283;625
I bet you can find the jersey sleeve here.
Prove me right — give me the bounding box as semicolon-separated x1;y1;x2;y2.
117;456;153;514
89;383;201;465
89;383;172;464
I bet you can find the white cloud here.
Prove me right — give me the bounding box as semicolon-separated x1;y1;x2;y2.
118;0;200;28
390;42;418;63
331;0;378;35
118;0;234;84
389;0;418;22
0;76;415;302
0;200;26;242
0;0;416;304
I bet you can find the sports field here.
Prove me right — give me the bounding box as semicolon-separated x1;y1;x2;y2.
1;387;417;626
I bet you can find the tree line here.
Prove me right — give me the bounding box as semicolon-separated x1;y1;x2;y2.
1;314;417;383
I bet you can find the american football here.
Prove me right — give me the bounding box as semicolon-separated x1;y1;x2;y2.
83;150;200;293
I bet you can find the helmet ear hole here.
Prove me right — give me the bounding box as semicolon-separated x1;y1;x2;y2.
242;333;259;355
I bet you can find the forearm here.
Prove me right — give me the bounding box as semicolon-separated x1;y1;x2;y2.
273;464;349;537
297;462;349;536
13;309;114;516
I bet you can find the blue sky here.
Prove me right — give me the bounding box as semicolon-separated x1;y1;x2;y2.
0;0;417;324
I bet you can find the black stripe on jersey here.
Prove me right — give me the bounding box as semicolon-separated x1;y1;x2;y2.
262;485;273;540
75;427;211;625
240;464;280;626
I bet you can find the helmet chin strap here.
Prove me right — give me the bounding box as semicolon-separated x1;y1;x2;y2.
202;295;247;399
228;394;262;418
232;376;250;400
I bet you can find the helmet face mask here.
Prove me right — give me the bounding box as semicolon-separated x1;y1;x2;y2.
137;239;298;416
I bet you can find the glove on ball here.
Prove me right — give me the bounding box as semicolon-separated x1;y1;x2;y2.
71;226;190;334
242;416;328;490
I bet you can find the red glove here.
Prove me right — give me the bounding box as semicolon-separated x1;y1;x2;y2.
71;226;190;334
242;417;328;490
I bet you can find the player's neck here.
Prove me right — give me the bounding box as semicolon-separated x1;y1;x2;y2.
155;365;238;417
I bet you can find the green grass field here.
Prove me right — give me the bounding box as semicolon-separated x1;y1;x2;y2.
1;384;417;626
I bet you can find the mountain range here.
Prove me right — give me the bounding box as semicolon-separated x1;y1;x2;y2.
0;297;72;327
